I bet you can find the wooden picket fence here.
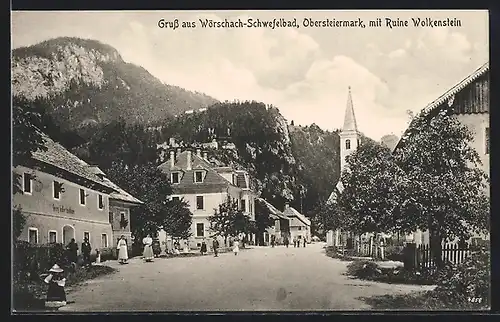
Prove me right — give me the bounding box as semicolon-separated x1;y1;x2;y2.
417;243;473;269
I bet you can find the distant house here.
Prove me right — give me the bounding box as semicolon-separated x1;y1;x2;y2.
394;62;490;246
157;147;258;249
256;198;290;245
13;134;142;254
283;204;311;243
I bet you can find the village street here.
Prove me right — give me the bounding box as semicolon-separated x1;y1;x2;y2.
58;243;434;312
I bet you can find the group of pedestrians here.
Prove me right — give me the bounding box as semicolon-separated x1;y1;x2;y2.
199;237;239;257
65;237;92;269
293;237;307;248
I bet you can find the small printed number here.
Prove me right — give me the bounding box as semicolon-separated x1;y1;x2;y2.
468;297;483;303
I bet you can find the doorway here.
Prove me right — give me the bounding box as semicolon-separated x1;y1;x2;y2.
62;225;75;245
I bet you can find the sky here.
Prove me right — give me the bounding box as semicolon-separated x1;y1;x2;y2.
11;10;489;141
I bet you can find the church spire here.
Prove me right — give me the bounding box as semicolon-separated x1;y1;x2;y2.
342;86;358;132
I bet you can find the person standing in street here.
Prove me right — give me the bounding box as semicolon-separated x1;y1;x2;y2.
303;237;306;247
200;239;207;255
81;237;92;268
117;235;128;264
293;237;297;248
233;239;240;256
284;236;289;248
212;237;219;257
142;234;154;262
66;238;78;269
271;235;275;248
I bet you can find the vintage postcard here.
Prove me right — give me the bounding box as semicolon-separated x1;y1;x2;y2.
11;10;490;312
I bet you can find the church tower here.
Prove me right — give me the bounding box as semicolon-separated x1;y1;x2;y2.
339;86;360;173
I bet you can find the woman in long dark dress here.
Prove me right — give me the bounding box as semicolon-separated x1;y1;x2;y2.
200;240;207;255
44;264;67;308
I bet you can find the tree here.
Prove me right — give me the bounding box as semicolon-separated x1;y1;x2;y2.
208;197;255;246
312;200;343;238
105;161;192;240
336;139;406;236
12;97;49;239
393;108;490;269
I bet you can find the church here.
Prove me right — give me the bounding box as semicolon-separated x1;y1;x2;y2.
325;86;361;248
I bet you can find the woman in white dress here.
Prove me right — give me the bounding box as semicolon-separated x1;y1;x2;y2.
233;239;240;256
117;235;128;264
142;234;154;262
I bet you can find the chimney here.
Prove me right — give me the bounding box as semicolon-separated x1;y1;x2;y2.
169;137;176;147
170;150;175;168
196;148;201;158
186;149;192;170
203;151;208;160
177;147;181;155
284;203;290;210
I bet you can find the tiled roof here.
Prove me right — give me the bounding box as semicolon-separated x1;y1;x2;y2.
158;151;236;194
104;179;143;205
256;198;288;220
32;134;115;192
283;206;311;226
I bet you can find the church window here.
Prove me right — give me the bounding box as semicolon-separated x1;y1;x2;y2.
345;139;351;150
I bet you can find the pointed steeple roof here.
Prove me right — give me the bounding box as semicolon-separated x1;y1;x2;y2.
342;86;358;132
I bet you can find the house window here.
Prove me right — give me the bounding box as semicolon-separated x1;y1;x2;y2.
241;199;246;212
120;213;128;229
172;196;180;202
98;195;104;210
48;230;57;243
298;226;302;231
28;228;38;244
84;231;90;242
79;189;86;205
485;127;489;155
194;171;204;183
345;139;351;150
53;181;62;200
171;172;180;184
108;211;113;224
196;196;204;210
101;234;108;248
23;173;32;194
196;223;204;237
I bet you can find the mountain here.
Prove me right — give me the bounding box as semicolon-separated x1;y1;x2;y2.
11;37;218;132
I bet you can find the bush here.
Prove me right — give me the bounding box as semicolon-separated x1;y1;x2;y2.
345;260;438;285
13;241;70;282
431;251;490;309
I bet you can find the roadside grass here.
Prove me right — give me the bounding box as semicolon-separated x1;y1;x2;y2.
13;265;117;312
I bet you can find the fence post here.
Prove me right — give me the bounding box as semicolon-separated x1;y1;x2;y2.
403;243;417;270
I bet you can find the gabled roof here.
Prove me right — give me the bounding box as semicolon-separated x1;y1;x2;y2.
256;198;288;220
158;151;237;194
31;134;115;192
283;206;311;226
86;166;143;205
393;62;489;153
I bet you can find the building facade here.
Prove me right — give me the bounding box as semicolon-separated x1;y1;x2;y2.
398;62;490;246
283;204;311;243
157;147;258;250
256;197;291;245
13;135;142;254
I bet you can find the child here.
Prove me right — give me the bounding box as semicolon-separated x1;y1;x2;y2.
44;264;67;309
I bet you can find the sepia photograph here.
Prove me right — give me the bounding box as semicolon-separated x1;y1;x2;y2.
11;9;490;312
